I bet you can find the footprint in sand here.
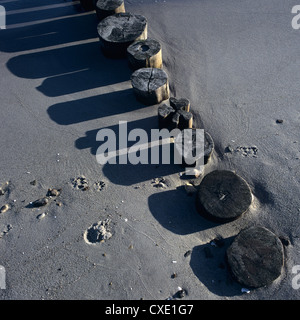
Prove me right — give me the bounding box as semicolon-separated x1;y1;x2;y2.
83;219;112;245
72;176;89;191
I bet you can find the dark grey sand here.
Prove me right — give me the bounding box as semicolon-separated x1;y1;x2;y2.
0;0;299;300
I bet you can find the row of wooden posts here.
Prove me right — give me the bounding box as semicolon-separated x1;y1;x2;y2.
78;0;285;291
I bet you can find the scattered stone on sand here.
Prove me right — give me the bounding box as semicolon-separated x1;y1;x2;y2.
30;180;37;186
0;204;10;214
227;226;284;288
184;182;197;196
0;224;12;238
47;188;61;197
0;181;9;195
176;289;186;299
72;176;89;191
84;219;112;245
32;197;49;207
37;212;48;220
184;250;192;258
151;177;168;188
276;119;284;124
167;287;188;300
210;236;225;248
225;145;234;153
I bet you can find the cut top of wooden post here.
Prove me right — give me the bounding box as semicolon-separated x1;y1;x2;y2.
96;0;124;11
196;170;252;222
169;97;190;112
97;13;147;44
131;68;169;105
127;38;162;69
227;226;284;288
95;0;125;21
131;68;168;93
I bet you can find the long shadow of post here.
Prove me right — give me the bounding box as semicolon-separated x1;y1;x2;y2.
1;5;97;53
75;116;184;185
7;41;132;94
148;187;217;235
48;88;145;125
189;236;243;297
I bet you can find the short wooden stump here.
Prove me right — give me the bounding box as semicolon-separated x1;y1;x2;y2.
196;170;252;222
127;38;163;70
131;68;169;105
95;0;125;21
227;226;284;288
97;13;147;58
158;99;192;131
174;129;214;167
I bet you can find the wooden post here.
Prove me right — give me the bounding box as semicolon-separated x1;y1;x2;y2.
95;0;125;21
196;170;252;222
131;68;169;105
127;38;163;70
97;13;147;58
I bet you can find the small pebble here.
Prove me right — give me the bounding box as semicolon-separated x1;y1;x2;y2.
184;250;192;258
175;288;186;299
37;212;47;220
184;183;197;196
0;204;10;214
276;119;283;124
32;197;49;207
47;188;61;197
225;145;234;153
30;180;37;186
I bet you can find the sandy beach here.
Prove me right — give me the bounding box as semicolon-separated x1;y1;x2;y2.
0;0;299;300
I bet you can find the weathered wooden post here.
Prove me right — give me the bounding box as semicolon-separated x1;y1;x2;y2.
127;38;163;70
97;13;147;58
95;0;125;21
196;170;252;222
131;68;169;105
227;226;284;288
